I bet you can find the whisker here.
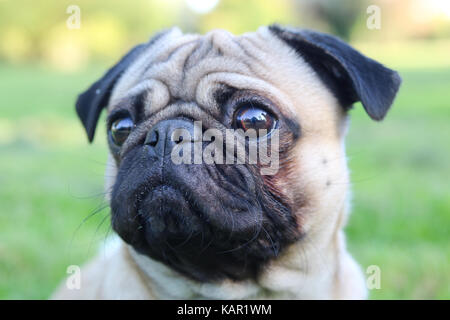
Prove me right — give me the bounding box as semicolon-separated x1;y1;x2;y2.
87;212;110;256
67;201;110;260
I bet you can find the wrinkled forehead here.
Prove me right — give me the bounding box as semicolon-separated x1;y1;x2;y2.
109;26;330;121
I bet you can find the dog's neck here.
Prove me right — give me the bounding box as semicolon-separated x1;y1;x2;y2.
127;210;356;299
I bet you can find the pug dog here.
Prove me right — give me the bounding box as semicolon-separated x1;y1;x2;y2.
52;25;401;299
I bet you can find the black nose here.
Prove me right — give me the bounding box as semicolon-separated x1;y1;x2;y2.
144;118;194;157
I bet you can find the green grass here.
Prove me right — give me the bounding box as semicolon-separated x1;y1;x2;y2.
345;67;450;299
0;62;449;299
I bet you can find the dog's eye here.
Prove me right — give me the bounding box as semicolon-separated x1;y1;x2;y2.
234;106;277;134
110;117;134;146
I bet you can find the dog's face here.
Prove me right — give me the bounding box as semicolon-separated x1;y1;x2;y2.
76;26;400;282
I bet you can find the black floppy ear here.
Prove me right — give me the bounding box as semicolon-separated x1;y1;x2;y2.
269;25;401;120
75;43;148;142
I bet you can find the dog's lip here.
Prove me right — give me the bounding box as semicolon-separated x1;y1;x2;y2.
137;184;187;209
134;183;208;221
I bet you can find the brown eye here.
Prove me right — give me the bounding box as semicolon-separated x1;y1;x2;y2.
110;117;134;146
234;106;277;134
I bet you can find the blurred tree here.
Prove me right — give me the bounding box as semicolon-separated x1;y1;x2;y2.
298;0;365;40
198;0;297;34
0;0;449;69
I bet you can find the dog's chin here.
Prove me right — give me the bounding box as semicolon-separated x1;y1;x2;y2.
134;185;265;281
110;146;301;282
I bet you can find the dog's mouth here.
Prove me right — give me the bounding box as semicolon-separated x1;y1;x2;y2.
110;145;301;282
135;184;206;246
116;182;263;281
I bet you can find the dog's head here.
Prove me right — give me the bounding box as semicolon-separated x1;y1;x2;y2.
76;26;400;282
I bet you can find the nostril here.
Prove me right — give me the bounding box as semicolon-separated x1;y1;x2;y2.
174;135;183;144
146;130;159;146
144;118;195;155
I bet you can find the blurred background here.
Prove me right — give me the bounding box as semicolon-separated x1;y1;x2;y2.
0;0;449;299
